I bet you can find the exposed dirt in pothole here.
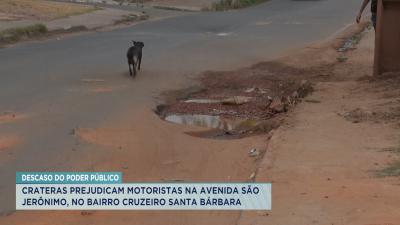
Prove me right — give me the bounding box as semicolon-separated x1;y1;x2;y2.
156;61;334;138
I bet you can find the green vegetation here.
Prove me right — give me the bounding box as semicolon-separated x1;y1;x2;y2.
0;24;48;43
0;0;97;20
376;145;400;177
377;161;400;177
208;0;268;11
380;146;400;153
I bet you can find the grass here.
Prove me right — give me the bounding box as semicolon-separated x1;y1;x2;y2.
0;0;97;20
207;0;268;11
376;145;400;177
376;161;400;177
0;24;48;43
380;146;400;153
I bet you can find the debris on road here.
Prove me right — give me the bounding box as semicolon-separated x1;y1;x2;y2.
221;96;252;105
183;99;221;104
80;211;94;216
305;99;321;103
337;55;348;63
269;97;286;113
249;172;256;180
157;62;320;138
248;148;260;157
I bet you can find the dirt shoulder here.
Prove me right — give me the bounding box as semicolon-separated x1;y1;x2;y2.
0;0;97;21
236;27;400;224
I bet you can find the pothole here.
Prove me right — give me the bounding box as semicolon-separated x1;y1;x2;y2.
156;62;318;139
157;106;282;139
164;114;257;131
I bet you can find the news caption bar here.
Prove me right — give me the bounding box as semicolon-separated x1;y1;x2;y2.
16;172;271;210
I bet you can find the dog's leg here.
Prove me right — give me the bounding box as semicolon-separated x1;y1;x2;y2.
128;62;132;76
133;60;137;77
138;54;142;71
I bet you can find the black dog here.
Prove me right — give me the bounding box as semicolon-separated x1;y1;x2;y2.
127;41;144;77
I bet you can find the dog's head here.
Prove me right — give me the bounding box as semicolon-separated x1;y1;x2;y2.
132;41;144;48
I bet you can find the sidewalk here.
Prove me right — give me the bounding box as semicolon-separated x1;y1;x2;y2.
0;7;146;33
149;0;220;11
62;0;220;11
237;28;400;224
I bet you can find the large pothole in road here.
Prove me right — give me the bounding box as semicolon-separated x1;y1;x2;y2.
155;62;321;139
157;110;282;139
157;109;282;139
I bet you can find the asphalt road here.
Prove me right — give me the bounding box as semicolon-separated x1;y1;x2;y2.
0;0;362;214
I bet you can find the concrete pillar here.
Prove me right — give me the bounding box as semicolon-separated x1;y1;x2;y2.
374;0;400;76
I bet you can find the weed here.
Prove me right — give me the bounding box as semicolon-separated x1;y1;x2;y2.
207;0;268;11
0;24;48;43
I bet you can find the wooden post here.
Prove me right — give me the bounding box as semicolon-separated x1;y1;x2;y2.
374;0;400;76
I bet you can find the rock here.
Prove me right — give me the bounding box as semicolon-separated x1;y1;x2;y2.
245;87;256;93
265;96;273;108
222;96;252;105
249;148;260;157
286;96;294;105
245;87;268;94
81;211;93;216
184;99;221;104
258;88;268;94
291;91;299;99
300;80;309;86
337;55;348;62
305;99;321;103
256;210;270;216
63;25;72;30
297;80;313;98
249;172;256;180
269;97;286;113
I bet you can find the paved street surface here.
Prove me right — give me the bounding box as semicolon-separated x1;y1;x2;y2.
0;0;361;215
